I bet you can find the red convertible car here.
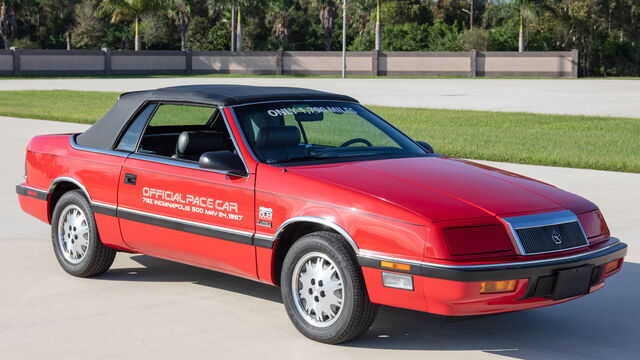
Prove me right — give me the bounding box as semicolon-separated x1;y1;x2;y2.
17;85;626;343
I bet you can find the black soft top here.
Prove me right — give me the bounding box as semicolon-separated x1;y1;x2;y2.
75;84;358;150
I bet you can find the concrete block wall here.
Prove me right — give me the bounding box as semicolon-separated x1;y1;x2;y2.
0;50;15;75
379;52;471;76
110;50;187;75
285;51;373;76
477;51;577;78
193;51;279;74
17;50;105;76
0;49;578;78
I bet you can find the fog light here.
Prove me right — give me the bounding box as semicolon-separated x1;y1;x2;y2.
604;259;622;274
382;272;414;291
479;280;517;294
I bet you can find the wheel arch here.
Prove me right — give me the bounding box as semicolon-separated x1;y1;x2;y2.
271;216;359;286
47;177;92;222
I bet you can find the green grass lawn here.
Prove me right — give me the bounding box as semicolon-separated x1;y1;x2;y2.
0;90;638;173
0;90;119;124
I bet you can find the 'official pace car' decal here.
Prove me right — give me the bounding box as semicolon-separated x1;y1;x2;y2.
141;187;243;221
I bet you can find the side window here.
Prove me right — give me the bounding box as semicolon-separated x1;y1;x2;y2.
137;104;230;161
115;104;157;152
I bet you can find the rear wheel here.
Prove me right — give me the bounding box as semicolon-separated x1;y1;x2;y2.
281;231;378;344
51;190;116;277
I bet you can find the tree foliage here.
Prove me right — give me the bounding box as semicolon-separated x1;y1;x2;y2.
72;1;105;49
1;0;638;76
0;1;18;49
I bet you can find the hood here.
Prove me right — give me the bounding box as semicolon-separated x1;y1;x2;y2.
286;156;596;223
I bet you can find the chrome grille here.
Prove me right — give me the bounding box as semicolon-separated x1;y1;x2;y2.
503;210;589;255
516;221;588;254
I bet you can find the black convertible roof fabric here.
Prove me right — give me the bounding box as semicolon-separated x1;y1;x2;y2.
75;85;358;150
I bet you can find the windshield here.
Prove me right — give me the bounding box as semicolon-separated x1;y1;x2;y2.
232;101;427;164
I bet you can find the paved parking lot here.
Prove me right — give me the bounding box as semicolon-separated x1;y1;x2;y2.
1;77;639;118
1;116;638;359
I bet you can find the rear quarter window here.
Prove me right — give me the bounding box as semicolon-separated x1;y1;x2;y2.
115;104;157;152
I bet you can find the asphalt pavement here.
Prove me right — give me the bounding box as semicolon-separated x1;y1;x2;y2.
0;116;638;360
1;77;639;118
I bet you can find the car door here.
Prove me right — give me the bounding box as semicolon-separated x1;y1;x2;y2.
116;103;257;279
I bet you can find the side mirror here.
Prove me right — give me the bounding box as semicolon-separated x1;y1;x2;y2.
416;141;435;154
199;151;247;176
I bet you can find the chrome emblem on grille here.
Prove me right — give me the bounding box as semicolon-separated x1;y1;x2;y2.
551;231;562;245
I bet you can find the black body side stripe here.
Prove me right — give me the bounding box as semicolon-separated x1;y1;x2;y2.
16;185;48;200
253;237;275;249
116;209;254;245
17;184;270;248
91;204;266;247
91;203;117;217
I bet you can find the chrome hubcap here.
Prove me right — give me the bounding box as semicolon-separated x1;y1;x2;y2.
57;205;90;264
292;252;344;327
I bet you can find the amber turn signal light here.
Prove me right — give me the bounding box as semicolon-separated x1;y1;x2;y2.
479;280;518;294
380;261;411;272
604;259;622;274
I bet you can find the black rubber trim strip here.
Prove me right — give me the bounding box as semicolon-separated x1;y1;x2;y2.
359;242;627;282
253;237;275;249
116;208;254;245
91;204;273;248
91;203;117;217
15;185;48;200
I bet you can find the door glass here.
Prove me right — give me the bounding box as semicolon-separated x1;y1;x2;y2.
137;104;226;159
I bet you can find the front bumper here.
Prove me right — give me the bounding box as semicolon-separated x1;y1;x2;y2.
359;239;627;316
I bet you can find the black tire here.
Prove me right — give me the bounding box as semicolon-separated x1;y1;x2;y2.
51;190;116;277
281;231;378;344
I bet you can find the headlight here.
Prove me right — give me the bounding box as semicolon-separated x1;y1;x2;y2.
444;225;513;256
577;210;609;240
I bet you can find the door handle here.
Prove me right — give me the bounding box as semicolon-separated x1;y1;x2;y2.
124;173;137;185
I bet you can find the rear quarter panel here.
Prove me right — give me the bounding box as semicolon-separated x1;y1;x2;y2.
25;134;128;249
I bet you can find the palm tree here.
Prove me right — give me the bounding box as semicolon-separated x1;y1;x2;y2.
209;0;259;51
356;0;382;50
236;3;243;51
169;0;190;51
374;0;381;50
266;0;292;46
97;0;168;51
302;0;339;51
0;1;18;49
512;0;541;52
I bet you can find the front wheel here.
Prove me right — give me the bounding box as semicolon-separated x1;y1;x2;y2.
51;190;116;277
281;231;378;344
